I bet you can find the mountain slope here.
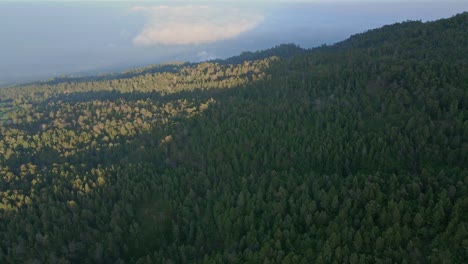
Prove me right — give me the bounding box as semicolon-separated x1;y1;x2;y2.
0;13;467;263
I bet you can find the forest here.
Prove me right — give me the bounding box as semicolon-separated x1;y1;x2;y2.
0;13;467;263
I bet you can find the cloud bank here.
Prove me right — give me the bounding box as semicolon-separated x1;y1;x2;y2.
132;5;263;46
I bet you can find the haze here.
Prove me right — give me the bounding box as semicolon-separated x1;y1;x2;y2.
0;1;466;86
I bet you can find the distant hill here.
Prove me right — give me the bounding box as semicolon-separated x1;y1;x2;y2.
25;62;190;87
24;44;305;87
211;43;306;65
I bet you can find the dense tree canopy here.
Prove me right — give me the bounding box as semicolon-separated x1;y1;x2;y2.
0;12;467;263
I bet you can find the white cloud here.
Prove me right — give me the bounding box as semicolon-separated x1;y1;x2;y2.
196;50;216;61
132;5;264;46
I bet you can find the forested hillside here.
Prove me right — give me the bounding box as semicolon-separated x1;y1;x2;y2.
0;13;467;263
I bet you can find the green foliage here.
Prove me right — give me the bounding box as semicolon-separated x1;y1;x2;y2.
0;12;467;263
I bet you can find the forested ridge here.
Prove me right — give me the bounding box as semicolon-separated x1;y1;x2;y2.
0;13;467;263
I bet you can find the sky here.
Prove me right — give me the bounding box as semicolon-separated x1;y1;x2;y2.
0;1;467;86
